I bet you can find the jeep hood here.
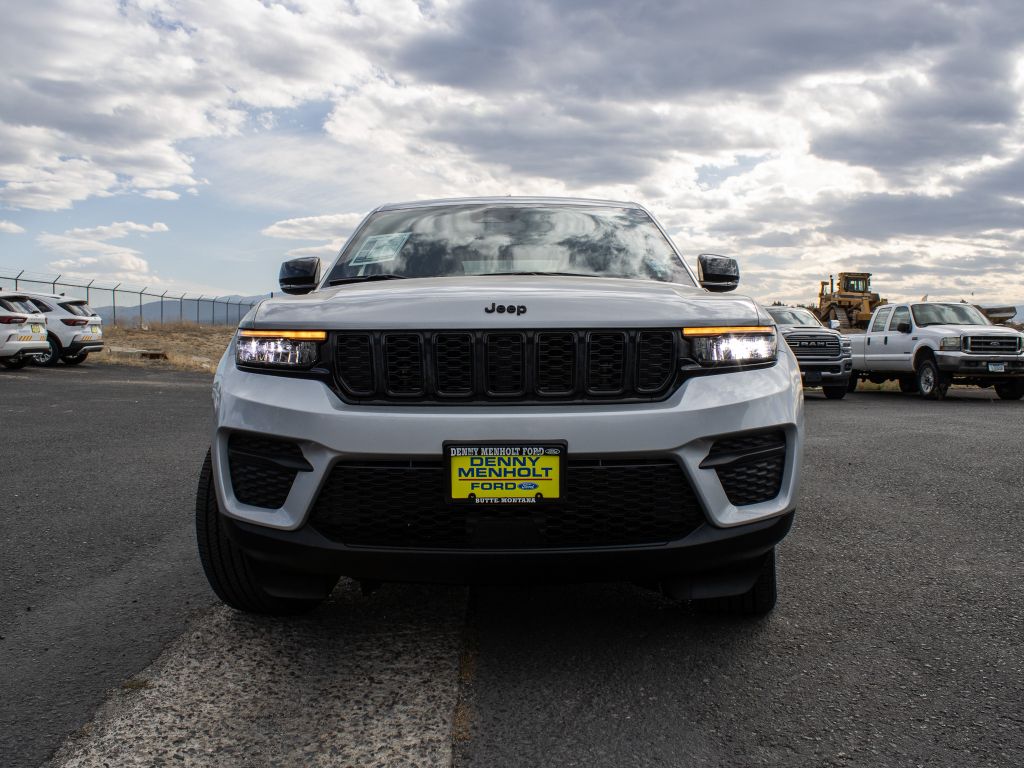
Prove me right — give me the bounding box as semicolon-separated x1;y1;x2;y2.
252;276;765;329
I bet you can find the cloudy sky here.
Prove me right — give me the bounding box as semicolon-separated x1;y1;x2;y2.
1;0;1023;305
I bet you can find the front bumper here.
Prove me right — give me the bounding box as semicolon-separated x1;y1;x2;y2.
796;357;852;385
935;352;1024;377
225;510;794;594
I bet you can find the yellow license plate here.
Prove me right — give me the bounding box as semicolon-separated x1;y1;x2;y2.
31;324;42;332
447;443;564;504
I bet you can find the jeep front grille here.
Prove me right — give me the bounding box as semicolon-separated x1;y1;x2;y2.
331;329;679;404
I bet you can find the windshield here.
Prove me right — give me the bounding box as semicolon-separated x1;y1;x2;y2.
911;303;989;326
323;204;695;286
766;307;821;326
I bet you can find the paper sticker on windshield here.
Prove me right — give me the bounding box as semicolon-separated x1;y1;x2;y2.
348;233;411;266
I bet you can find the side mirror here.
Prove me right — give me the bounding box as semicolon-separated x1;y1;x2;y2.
829;319;841;330
896;321;911;334
697;254;739;292
279;257;320;295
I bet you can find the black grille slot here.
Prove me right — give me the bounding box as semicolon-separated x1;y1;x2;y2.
330;329;683;404
636;331;676;392
587;332;627;393
434;333;474;395
705;430;785;507
535;332;577;394
383;333;425;395
335;334;375;395
485;333;526;395
308;459;705;548
227;433;310;509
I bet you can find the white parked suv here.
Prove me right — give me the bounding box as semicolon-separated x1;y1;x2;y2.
198;198;804;617
0;292;48;369
23;293;104;366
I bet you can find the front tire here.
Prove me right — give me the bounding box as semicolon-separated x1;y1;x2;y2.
823;385;847;400
847;375;859;392
995;381;1024;400
916;357;949;400
31;335;63;367
1;356;27;369
196;451;337;615
691;550;777;617
62;351;89;365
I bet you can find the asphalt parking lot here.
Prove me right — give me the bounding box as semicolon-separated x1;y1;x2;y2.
2;364;1022;767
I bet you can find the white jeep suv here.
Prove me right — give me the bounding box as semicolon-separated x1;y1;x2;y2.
198;198;804;617
23;293;104;366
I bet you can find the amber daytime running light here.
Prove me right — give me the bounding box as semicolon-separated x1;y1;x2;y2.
236;329;326;368
682;326;777;365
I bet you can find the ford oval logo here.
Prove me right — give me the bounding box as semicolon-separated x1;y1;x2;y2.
518;481;538;490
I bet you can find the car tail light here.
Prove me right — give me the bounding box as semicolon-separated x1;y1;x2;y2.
61;318;89;326
0;315;27;324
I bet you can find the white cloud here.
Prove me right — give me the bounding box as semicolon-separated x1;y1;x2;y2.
143;190;180;201
36;220;170;283
261;213;365;240
0;220;25;234
3;0;1024;303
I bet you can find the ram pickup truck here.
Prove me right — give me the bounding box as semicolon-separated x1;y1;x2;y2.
199;197;804;618
850;302;1024;400
765;306;852;399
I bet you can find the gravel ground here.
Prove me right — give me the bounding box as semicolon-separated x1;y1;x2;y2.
2;365;1021;767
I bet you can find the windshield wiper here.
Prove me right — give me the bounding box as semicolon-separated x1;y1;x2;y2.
487;271;608;278
328;274;408;286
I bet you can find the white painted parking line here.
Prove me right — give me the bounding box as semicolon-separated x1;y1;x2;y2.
50;582;467;768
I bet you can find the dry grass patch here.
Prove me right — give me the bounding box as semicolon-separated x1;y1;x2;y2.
95;323;235;373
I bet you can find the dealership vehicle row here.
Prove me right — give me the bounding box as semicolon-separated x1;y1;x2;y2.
0;290;104;369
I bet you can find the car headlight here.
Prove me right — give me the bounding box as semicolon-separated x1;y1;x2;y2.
939;336;961;351
683;326;777;366
236;329;326;368
840;336;853;355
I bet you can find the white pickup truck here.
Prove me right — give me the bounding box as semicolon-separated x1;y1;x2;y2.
849;302;1024;400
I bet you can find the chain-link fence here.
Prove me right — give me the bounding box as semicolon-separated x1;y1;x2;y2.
0;268;260;326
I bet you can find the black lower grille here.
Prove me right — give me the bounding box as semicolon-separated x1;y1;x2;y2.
308;459;705;548
332;329;679;404
704;430;785;507
228;433;310;509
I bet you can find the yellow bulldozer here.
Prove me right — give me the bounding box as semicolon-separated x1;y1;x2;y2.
816;272;886;330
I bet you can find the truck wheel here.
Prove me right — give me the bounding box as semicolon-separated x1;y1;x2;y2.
31;334;63;367
898;376;919;393
916;358;948;400
995;381;1024;400
847;375;859;392
196;451;337;615
1;356;27;369
61;352;89;365
822;385;847;400
691;550;777;617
